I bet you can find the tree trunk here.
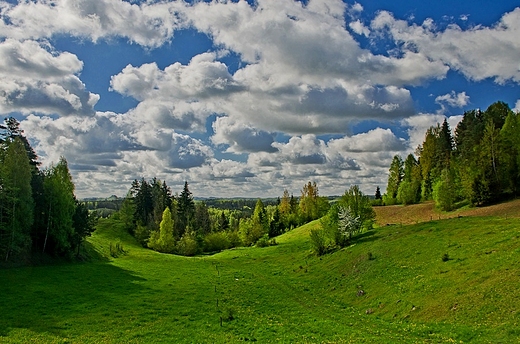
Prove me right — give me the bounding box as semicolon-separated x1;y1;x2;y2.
42;202;51;254
5;202;15;262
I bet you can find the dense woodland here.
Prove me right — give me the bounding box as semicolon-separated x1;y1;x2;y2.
0;118;96;263
385;101;520;210
114;180;332;255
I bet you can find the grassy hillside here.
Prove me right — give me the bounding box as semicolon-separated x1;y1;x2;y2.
1;206;519;342
374;198;520;226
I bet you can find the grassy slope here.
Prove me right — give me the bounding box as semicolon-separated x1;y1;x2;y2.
1;203;520;343
374;198;520;226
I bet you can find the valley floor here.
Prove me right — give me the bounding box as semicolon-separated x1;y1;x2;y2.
1;201;520;343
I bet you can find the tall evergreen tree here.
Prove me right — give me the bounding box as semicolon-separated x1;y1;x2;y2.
397;154;421;205
71;199;97;257
499;111;520;194
177;181;195;238
385;155;403;203
438;118;454;168
194;202;211;235
0;117;39;169
0;138;34;261
374;186;382;200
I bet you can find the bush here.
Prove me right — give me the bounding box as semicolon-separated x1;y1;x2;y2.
433;168;457;211
204;232;231;253
320;204;344;248
309;229;327;256
255;234;270;248
109;241;126;258
382;194;398;206
227;230;242;247
371;199;383;206
177;232;199;256
255;234;277;248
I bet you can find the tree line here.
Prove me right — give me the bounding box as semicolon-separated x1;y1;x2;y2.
114;180;333;255
384;101;520;210
0;118;96;263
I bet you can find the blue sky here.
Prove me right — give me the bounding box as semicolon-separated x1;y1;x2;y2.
0;0;519;198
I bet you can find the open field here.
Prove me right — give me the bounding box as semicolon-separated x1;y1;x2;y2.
1;203;520;343
374;198;520;226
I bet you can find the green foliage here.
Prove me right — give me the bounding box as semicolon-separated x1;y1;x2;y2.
42;157;76;256
339;185;375;230
397;180;419;205
71;200;98;257
148;207;176;253
381;101;520;209
374;186;382;200
109;241;126;258
317;186;375;252
337;206;361;241
203;231;231;252
177;181;195;237
118;194;136;233
382;193;398;205
255;234;277;248
134;223;151;247
397;154;422;205
236;200;271;246
299;181;330;223
320;203;343;247
309;228;327;256
176;230;199;256
433;168;457;211
0;137;34;260
386;155;404;202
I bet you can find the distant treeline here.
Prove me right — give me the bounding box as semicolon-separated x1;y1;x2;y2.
113;180;332;255
384;101;520;210
0;118;96;263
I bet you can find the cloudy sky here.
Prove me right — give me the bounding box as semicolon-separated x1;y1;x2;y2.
1;0;519;198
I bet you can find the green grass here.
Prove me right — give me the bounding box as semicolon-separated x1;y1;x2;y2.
1;215;520;343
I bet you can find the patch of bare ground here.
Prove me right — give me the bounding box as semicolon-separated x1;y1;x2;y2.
374;198;520;226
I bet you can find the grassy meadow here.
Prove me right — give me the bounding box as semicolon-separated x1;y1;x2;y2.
1;202;520;343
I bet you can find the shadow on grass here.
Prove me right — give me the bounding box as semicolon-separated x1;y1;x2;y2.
0;261;147;339
353;230;379;245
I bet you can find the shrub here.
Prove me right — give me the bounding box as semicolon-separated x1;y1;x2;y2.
227;230;242;247
338;206;361;243
309;229;327;256
109;241;126;258
177;231;199;256
255;234;277;248
204;232;231;253
433;168;457;211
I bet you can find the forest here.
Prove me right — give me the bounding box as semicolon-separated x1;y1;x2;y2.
114;179;331;255
0;118;96;262
384;101;520;211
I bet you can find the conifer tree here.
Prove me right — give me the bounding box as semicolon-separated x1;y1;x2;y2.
0;138;34;261
148;207;175;253
177;181;195;238
385;155;403;204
